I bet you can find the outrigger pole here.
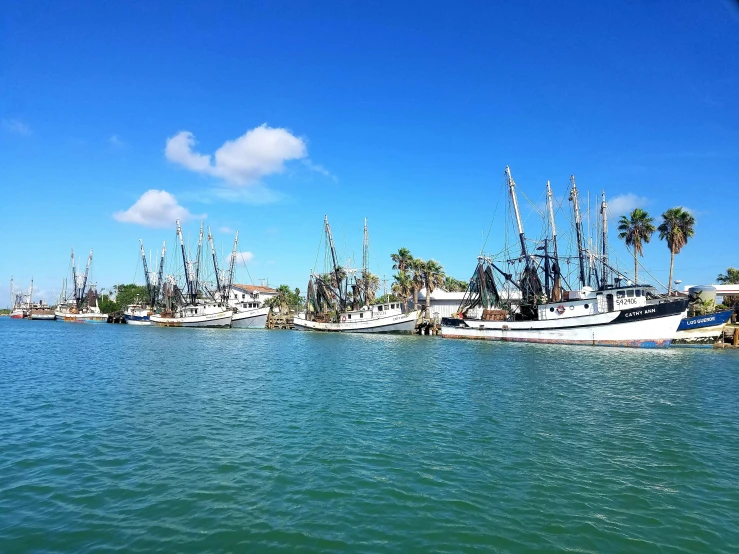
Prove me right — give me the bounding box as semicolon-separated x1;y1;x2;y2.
506;166;528;261
223;231;239;306
140;239;155;307
600;191;609;288
569;175;587;289
176;219;195;305
324;215;344;311
207;227;222;302
155;241;166;307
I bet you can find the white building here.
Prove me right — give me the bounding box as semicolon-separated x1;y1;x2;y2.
230;284;278;306
409;287;524;320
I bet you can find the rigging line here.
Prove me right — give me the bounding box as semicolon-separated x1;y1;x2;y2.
621;243;669;291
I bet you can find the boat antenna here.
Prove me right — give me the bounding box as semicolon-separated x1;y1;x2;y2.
568;175;587;289
600;191;609;288
506;166;528;260
207;227;223;303
177;219;194;305
155;241;166;307
223;231;239;306
362;217;369;305
140;239;155;307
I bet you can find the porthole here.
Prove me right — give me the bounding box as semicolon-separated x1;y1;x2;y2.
549;307;554;312
584;304;589;309
569;306;574;310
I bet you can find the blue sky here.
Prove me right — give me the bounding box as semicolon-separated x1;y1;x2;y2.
2;1;738;305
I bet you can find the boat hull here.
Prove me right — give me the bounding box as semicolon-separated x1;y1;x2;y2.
294;311;418;333
10;311;25;319
231;307;269;329
58;312;108;324
672;310;733;347
150;311;233;328
29;312;56;320
441;301;687;348
124;315;152;326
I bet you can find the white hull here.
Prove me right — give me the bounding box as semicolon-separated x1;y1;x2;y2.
29;313;56;320
442;303;685;348
150;310;233;328
56;312;108;324
294;310;419;333
231;307;269;329
126;319;152;326
673;324;726;346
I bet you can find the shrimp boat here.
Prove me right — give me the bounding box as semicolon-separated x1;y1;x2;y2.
441;168;687;347
9;278;31;318
672;286;733;346
123;240;167;325
294;216;419;333
150;220;232;328
55;249;108;323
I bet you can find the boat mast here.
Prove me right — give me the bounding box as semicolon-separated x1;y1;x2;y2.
193;222;204;302
155;241;166;307
600;191;609;288
568;175;587;289
546;181;563;300
28;278;33;307
506;166;528;260
362;218;369;305
78;250;92;309
324;215;344;310
207;227;223;302
223;232;238;306
176;219;194;305
9;277;13;309
140;239;155;307
71;249;78;306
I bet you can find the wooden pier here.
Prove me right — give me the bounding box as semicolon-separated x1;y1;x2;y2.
266;311;294;330
714;325;739;349
415;317;440;336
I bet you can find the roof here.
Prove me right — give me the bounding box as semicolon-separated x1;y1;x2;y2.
232;284;277;294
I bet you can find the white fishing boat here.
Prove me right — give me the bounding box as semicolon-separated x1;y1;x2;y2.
123;304;153;325
231;303;270;328
123;240;167;326
149;220;233;329
150;303;233;327
55;250;109;323
9;278;32;318
441;168;687;348
295;216;420;333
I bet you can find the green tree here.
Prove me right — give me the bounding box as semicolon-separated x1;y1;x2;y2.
391;271;413;312
717;268;739;284
409;258;425;309
391;248;413;273
266;285;304;313
658;207;696;295
618;208;655;285
112;283;150;308
443;276;469;292
421;259;445;317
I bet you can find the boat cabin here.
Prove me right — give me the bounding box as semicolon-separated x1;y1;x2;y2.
537;285;648;321
340;303;404;321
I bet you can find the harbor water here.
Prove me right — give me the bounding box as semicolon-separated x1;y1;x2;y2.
1;318;738;552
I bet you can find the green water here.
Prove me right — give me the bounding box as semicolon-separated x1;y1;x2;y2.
1;318;738;552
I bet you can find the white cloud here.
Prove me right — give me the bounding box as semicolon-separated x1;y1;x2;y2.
607;193;651;217
114;189;204;228
2;118;31;135
229;251;254;264
109;135;125;148
164;124;328;186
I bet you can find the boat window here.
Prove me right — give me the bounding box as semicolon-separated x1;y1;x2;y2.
627;290;634;297
635;290;642;297
584;304;589;309
378;305;383;311
549;307;554;312
360;313;363;318
242;294;245;299
617;291;625;298
347;314;351;319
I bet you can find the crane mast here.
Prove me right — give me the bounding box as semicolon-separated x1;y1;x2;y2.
569;176;587;289
140;239;155;307
207;227;223;302
600;191;609;288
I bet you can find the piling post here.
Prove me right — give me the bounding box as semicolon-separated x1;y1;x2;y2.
733;328;739;347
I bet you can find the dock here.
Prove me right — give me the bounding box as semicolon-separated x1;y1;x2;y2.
714;325;739;349
266;311;294;330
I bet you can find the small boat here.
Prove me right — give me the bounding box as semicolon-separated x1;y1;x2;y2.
441;168;688;347
673;310;733;347
9;308;25;319
56;249;109;323
294;216;419;333
123;303;154;325
29;303;56;320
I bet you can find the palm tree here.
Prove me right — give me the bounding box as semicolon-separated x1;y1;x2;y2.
391;271;413;312
617;208;655;285
717;268;739;284
658;207;696;295
391;248;413;273
443;276;468;292
409;258;425;310
421;259;445;317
